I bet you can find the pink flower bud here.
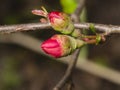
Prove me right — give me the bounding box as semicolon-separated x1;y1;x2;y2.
48;11;74;34
32;8;81;37
41;37;62;58
41;34;85;58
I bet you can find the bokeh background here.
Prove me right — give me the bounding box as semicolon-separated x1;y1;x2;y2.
0;0;120;90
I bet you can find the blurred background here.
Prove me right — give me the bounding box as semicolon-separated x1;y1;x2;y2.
0;0;120;90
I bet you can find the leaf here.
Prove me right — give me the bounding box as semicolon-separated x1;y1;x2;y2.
60;0;77;14
89;24;96;33
80;8;87;22
96;34;101;45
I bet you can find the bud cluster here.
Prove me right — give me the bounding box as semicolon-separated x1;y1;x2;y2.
32;7;102;58
32;7;80;37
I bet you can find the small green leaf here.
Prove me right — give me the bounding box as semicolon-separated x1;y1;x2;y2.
89;24;96;33
80;8;87;22
96;34;101;45
60;0;77;14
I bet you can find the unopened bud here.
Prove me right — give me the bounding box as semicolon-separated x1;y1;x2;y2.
48;11;74;34
41;34;85;58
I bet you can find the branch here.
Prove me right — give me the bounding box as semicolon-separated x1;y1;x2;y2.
0;23;51;34
0;23;120;35
71;0;86;22
53;49;80;90
74;0;86;16
62;57;120;85
75;23;120;35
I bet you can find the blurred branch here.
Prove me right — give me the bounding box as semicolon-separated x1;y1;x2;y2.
0;33;120;85
76;59;120;85
71;0;86;22
74;0;86;16
63;57;120;85
0;23;120;35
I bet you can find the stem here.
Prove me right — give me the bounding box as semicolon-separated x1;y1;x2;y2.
75;23;120;34
0;23;120;35
0;23;51;34
53;49;80;90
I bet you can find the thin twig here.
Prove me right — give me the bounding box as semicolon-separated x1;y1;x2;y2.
0;23;51;34
0;23;120;35
53;49;80;90
71;0;86;22
75;23;120;35
66;78;74;90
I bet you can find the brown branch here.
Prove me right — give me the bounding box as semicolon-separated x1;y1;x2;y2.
0;23;120;35
53;49;80;90
71;0;86;22
61;57;120;85
0;23;51;34
75;0;86;15
75;23;120;34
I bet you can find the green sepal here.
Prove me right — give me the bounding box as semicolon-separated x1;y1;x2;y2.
89;24;96;33
71;29;81;38
96;34;101;45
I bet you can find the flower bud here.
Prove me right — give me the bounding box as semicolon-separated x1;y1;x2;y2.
32;8;81;37
48;11;74;34
41;34;85;58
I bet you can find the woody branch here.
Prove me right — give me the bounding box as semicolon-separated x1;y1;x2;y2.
0;23;120;35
